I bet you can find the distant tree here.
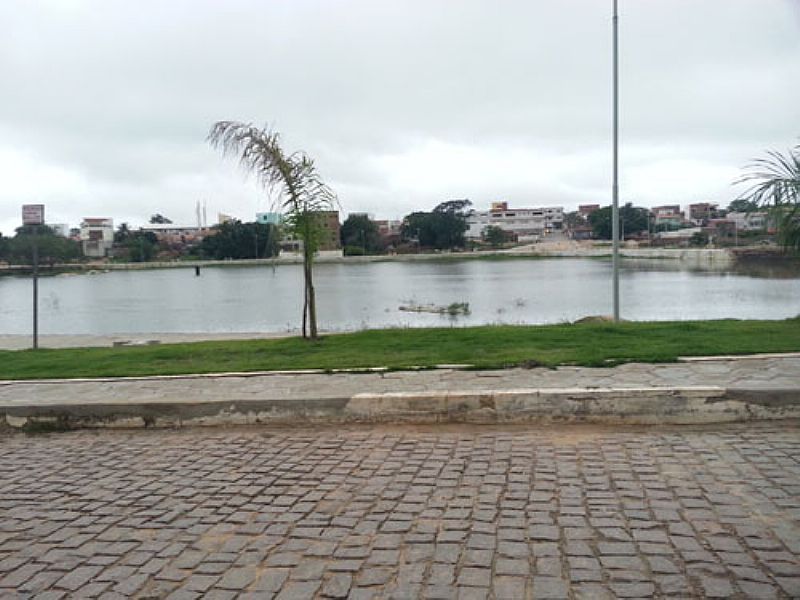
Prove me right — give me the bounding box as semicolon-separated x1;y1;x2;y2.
564;211;587;229
209;121;336;340
114;222;132;243
483;225;506;247
0;232;9;262
401;200;472;250
123;231;159;262
199;221;280;260
689;231;709;247
736;142;800;250
434;199;471;248
434;199;472;215
149;214;173;224
6;225;81;265
589;203;649;240
340;214;381;255
726;198;758;213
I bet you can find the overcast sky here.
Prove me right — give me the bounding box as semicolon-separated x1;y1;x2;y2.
1;0;798;234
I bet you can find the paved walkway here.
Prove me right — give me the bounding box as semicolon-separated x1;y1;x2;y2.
1;422;798;598
2;356;799;408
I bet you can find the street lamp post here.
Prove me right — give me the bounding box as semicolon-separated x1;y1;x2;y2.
611;0;621;322
32;229;39;350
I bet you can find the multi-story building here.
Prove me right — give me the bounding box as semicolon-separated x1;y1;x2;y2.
374;219;402;246
316;211;341;251
578;204;600;217
256;212;282;226
277;210;343;257
466;202;564;242
651;205;685;230
79;218;114;258
726;211;769;231
688;203;718;225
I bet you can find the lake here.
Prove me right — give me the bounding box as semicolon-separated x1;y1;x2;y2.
0;257;798;335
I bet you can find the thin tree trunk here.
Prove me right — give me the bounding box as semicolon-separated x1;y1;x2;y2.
301;224;310;339
307;265;317;340
304;248;318;340
301;270;308;339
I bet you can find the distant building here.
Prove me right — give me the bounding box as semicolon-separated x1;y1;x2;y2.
256;212;282;226
651;205;685;230
567;226;593;241
317;211;341;251
139;224;212;246
688;202;718;225
578;204;600;217
655;226;704;246
466;203;564;242
374;219;401;236
80;218;114;258
726;211;768;231
218;213;235;224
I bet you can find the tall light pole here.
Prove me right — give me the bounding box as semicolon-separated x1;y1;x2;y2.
611;0;621;322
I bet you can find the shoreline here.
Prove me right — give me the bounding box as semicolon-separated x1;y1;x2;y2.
0;331;294;351
0;245;744;275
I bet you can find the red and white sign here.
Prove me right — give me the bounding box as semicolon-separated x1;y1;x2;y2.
22;204;45;225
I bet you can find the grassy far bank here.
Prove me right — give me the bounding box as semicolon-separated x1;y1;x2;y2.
1;319;800;380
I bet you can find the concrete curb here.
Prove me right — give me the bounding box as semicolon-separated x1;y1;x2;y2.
4;352;800;386
2;386;798;430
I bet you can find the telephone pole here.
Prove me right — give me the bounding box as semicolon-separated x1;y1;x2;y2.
611;0;621;322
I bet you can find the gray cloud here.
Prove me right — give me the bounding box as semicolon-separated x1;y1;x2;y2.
0;0;798;235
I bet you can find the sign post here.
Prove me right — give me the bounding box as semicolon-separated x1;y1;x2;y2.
22;204;45;350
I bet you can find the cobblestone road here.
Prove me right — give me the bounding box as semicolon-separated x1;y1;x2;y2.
1;422;799;599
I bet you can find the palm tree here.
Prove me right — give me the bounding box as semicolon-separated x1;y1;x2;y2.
208;121;336;339
736;142;800;251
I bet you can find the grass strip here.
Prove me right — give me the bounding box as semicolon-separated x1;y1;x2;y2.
1;319;799;380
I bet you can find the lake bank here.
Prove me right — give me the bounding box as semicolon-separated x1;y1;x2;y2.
0;245;756;275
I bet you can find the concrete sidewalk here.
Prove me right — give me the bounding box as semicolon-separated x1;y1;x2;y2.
1;355;799;429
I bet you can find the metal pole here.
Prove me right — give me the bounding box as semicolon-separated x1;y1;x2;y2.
611;0;620;322
32;230;39;350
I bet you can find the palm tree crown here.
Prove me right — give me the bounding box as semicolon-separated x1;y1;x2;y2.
208;121;337;339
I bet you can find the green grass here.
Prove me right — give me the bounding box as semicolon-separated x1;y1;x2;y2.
2;319;799;380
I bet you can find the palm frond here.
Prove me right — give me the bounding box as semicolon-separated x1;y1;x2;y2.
207;121;337;215
735;143;800;207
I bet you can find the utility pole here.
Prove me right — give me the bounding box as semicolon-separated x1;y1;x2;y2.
32;229;39;350
22;204;44;349
611;0;621;322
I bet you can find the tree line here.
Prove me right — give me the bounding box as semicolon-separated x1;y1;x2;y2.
340;199;474;256
0;226;81;265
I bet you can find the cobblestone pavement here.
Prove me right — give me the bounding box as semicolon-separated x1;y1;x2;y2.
1;422;799;599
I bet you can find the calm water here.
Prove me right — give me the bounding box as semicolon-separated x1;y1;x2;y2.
0;258;798;335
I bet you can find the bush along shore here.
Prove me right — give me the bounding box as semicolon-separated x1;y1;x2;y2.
1;319;800;380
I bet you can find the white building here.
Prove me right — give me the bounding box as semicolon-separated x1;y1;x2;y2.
466;202;564;242
80;218;114;258
139;224;211;243
726;211;768;231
